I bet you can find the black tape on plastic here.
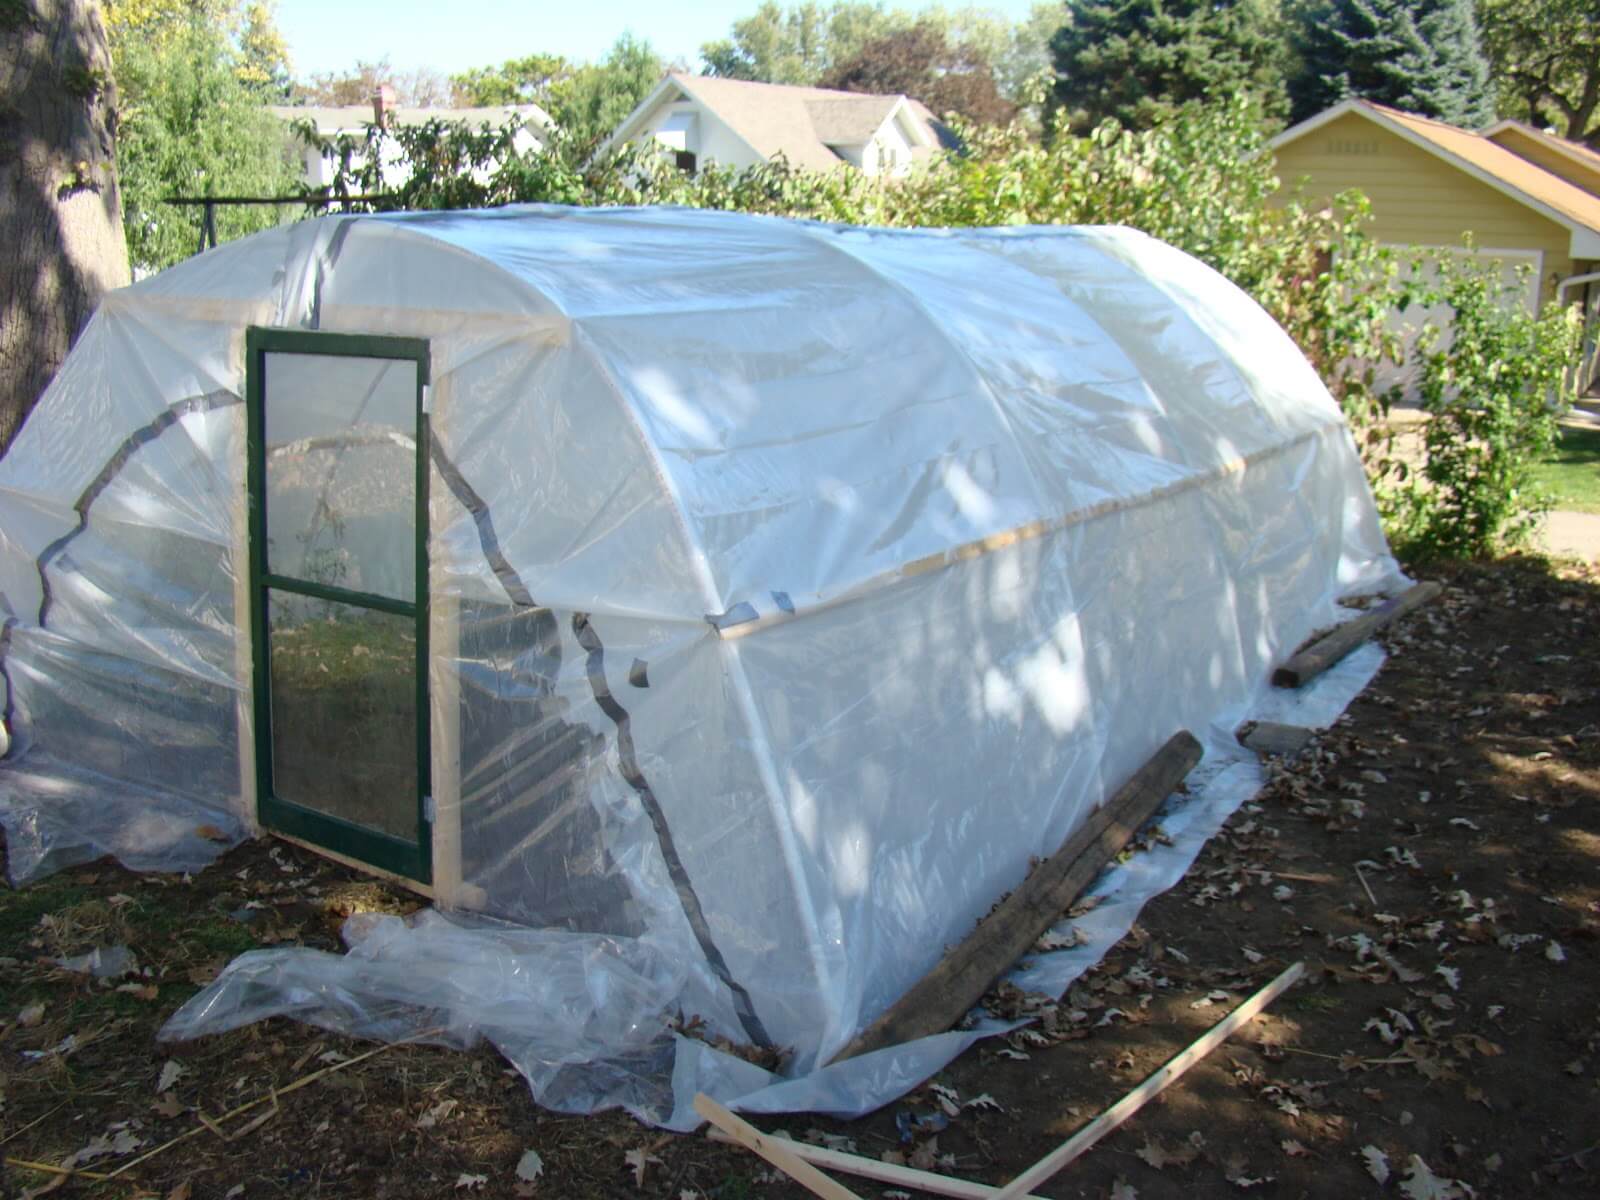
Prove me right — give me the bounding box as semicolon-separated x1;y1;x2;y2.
35;390;241;627
429;441;538;610
571;611;773;1049
0;616;16;734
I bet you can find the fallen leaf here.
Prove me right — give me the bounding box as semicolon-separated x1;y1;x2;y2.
18;1002;45;1027
166;1181;193;1200
157;1060;185;1093
454;1173;487;1190
1362;1145;1391;1184
116;982;160;1002
1399;1154;1472;1199
1282;1139;1309;1157
194;824;232;842
909;1136;941;1172
1545;941;1567;963
416;1098;459;1129
516;1149;544;1183
624;1147;661;1188
963;1093;1003;1113
1110;1181;1138;1200
152;1092;184;1119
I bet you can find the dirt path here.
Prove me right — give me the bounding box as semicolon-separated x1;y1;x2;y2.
1539;509;1600;563
1;558;1596;1199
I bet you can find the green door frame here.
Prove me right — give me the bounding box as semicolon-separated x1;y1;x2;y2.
245;326;433;883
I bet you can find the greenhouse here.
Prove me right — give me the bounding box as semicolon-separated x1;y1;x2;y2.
0;205;1400;1120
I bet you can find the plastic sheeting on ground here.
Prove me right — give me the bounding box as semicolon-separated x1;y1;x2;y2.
159;644;1384;1128
1;205;1404;1123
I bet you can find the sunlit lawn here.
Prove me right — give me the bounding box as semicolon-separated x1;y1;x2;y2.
1532;423;1600;513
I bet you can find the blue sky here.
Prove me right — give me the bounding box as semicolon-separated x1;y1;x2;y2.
273;1;1045;79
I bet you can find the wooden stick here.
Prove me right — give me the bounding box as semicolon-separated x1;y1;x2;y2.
1273;582;1441;688
100;1029;439;1181
706;1129;1053;1200
1354;863;1379;907
5;1157;111;1181
988;962;1304;1200
694;1094;865;1200
0;1102;66;1147
830;731;1203;1064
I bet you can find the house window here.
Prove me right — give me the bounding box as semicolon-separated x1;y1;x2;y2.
675;150;697;175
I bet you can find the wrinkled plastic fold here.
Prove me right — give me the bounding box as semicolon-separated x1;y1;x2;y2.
0;206;1402;1124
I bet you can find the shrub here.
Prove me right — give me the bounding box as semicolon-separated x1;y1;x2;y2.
1387;251;1583;559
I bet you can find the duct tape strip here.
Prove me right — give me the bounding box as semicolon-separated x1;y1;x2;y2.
429;441;538;610
0;615;16;735
35;390;242;628
570;611;773;1050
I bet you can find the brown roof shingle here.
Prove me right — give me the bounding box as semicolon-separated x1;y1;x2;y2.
1366;102;1600;235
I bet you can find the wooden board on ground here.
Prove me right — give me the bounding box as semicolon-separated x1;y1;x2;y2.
828;730;1203;1065
1273;581;1441;688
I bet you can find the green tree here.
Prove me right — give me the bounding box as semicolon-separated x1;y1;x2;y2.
545;34;663;151
114;11;300;270
699;4;1019;92
1479;0;1599;147
450;54;571;108
1049;0;1289;131
1287;0;1495;127
819;23;1015;124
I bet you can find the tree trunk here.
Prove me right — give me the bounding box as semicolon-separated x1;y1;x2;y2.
0;0;130;454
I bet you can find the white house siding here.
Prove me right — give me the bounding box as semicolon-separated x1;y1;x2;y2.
639;100;764;172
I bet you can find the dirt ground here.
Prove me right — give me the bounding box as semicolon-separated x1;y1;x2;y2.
1;555;1596;1200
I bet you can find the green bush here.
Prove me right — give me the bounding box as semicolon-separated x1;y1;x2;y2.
1386;250;1583;560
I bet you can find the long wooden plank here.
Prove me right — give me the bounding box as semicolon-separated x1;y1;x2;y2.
829;731;1203;1065
707;1129;1053;1200
1273;581;1441;688
694;1094;864;1200
989;962;1305;1200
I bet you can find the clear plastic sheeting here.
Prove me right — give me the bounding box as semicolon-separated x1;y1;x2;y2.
161;638;1382;1128
2;205;1404;1122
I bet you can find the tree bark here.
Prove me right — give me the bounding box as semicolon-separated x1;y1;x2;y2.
0;0;130;454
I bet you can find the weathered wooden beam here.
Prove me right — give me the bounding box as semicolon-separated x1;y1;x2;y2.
828;731;1203;1065
1273;581;1442;689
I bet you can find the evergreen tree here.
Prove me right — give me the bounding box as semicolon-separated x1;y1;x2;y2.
1288;0;1496;127
1049;0;1288;131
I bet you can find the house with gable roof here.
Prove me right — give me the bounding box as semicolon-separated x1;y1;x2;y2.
597;72;956;178
1272;99;1600;391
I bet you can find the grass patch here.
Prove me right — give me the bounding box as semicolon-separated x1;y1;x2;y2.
1531;423;1600;513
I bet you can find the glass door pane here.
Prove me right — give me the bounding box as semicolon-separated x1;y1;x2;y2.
267;591;418;839
264;352;417;603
